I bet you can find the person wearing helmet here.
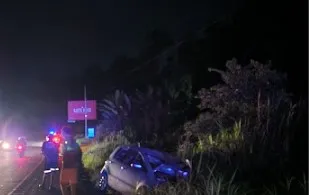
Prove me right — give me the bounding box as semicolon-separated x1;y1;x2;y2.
39;134;59;190
16;136;27;149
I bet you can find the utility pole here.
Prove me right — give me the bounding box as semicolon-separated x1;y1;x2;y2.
84;85;88;138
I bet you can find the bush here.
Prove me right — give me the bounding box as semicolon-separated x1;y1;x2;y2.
176;59;307;193
76;137;92;146
82;132;130;181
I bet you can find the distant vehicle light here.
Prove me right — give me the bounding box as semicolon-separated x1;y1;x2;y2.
2;142;10;149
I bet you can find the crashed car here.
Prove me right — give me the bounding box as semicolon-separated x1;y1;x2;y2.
97;145;191;195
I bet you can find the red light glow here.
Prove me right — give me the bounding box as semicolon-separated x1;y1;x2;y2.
53;137;60;144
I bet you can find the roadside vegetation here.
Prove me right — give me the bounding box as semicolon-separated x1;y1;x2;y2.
81;59;308;195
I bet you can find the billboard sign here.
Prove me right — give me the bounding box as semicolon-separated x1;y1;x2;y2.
68;100;97;121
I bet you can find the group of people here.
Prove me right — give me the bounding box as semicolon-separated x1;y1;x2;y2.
40;126;82;195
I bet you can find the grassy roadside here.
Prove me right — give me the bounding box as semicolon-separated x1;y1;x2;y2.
79;130;307;195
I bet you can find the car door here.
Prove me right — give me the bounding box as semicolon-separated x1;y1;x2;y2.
113;149;137;193
106;148;129;190
119;151;149;194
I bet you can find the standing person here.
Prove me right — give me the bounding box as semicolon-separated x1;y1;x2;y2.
59;126;82;195
39;134;59;190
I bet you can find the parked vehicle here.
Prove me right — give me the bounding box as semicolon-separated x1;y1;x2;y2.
97;145;191;195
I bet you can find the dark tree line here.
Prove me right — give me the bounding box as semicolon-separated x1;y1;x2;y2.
69;0;306;101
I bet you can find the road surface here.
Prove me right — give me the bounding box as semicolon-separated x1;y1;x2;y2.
1;142;100;195
0;146;43;195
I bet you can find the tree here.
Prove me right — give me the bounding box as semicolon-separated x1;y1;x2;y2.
129;75;194;147
98;90;132;131
178;59;306;187
164;75;194;123
182;59;300;163
131;85;169;142
197;58;291;132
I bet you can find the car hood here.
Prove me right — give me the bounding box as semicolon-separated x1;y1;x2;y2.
160;152;183;164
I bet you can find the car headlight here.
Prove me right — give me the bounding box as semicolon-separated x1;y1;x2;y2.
2;142;10;149
177;170;189;180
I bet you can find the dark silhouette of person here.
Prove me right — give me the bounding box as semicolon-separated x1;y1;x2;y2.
39;134;59;190
59;126;82;195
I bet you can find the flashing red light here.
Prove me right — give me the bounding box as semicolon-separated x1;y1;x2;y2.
17;145;23;150
53;136;60;144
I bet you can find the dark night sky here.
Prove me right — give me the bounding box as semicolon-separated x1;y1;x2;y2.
0;0;239;123
0;1;237;78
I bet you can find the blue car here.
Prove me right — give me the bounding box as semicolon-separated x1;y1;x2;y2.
97;145;191;195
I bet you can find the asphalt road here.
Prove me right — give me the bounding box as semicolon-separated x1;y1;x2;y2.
0;146;43;195
0;142;101;195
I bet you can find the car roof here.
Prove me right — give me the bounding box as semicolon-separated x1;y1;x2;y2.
119;145;182;164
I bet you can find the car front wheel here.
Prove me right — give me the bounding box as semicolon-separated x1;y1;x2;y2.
136;186;148;195
97;171;108;193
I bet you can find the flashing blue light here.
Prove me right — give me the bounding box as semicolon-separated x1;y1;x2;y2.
49;131;55;135
132;163;142;169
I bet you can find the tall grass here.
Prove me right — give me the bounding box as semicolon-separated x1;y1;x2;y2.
81;100;307;194
144;154;307;195
174;99;307;195
82;132;130;181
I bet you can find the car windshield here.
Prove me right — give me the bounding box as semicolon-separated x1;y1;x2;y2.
146;154;164;169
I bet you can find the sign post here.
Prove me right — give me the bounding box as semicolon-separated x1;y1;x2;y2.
67;99;97;138
84;85;88;138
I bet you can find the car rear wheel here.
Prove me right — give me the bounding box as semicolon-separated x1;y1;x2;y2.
136;186;148;195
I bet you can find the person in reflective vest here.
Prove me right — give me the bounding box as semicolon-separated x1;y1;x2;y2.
59;126;82;195
39;134;59;190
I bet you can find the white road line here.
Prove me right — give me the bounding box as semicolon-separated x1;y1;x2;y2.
19;172;40;195
7;157;43;195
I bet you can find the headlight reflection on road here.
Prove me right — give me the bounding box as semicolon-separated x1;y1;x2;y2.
17;157;28;168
